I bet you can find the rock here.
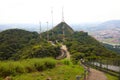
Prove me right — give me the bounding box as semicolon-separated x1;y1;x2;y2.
41;73;45;76
46;77;52;80
4;76;12;80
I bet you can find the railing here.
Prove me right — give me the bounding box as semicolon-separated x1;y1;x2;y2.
82;59;120;80
76;62;90;80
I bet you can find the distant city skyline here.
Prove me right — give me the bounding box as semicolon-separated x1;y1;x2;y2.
0;0;120;25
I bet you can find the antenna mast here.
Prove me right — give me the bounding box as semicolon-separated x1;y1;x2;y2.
39;21;42;39
46;22;49;41
62;7;65;40
62;7;64;22
51;7;54;37
62;24;65;40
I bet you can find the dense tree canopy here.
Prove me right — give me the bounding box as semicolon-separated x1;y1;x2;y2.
0;29;60;60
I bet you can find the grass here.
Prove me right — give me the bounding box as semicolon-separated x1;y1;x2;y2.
12;64;84;80
0;58;56;78
106;73;118;80
0;58;85;80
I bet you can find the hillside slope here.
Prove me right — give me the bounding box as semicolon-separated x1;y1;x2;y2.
0;22;117;60
0;29;60;60
65;31;116;60
42;22;117;58
0;29;40;60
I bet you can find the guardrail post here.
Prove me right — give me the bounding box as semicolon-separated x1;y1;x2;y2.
106;59;108;70
76;75;81;80
118;62;120;80
84;70;87;80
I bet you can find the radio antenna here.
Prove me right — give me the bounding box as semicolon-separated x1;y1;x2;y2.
51;7;54;37
46;22;49;41
62;6;64;22
39;21;42;39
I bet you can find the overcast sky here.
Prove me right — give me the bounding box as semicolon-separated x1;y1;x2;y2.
0;0;120;24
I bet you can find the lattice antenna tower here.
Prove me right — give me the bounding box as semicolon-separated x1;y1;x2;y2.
51;7;54;37
46;22;49;41
62;7;65;40
62;24;65;39
39;21;42;39
62;6;64;22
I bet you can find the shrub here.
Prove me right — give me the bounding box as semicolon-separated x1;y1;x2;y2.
44;58;56;69
0;58;57;77
61;59;72;65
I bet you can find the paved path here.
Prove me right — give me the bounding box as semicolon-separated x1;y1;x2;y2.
87;68;107;80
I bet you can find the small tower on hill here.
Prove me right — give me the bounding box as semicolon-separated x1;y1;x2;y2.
62;7;64;22
39;21;42;39
46;22;49;41
62;7;65;40
51;7;54;37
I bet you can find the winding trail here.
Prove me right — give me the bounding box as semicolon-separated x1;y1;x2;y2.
87;68;107;80
56;44;70;60
50;41;107;80
61;45;70;60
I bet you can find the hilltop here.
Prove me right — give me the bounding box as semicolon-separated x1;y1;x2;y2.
52;22;74;34
42;22;74;41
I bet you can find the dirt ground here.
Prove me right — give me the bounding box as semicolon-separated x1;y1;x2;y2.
86;68;107;80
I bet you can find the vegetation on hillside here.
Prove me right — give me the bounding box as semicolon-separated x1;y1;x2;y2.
12;64;84;80
103;43;120;54
0;58;56;78
0;22;118;61
0;22;119;80
0;29;60;60
42;22;74;41
12;42;60;60
0;58;85;80
64;31;117;62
